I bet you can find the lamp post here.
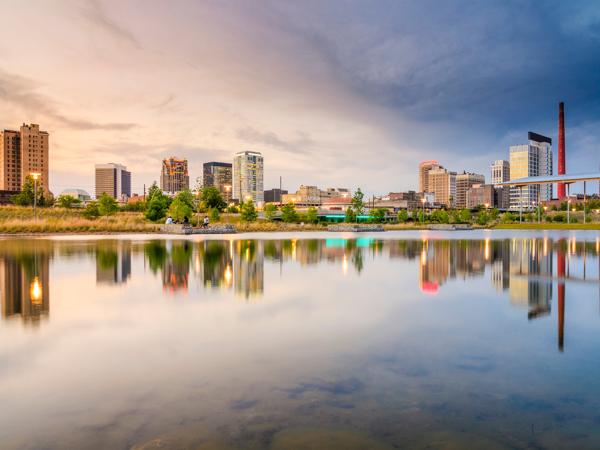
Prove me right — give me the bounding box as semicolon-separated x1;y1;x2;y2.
567;198;571;224
30;172;41;221
421;197;426;224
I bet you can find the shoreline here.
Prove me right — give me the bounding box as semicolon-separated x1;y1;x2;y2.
1;223;599;237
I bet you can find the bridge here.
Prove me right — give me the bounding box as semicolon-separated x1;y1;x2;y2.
500;172;600;223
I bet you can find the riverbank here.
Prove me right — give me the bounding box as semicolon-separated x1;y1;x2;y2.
495;223;600;230
1;206;599;234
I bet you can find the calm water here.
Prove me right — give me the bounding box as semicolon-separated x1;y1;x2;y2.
1;231;600;450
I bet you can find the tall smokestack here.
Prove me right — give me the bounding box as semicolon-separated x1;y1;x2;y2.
557;102;566;199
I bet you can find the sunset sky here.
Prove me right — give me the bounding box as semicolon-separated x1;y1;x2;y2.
1;0;599;196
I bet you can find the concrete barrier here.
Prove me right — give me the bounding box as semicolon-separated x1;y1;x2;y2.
160;224;237;234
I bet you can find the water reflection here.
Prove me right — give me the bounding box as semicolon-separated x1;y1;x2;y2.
0;240;51;325
1;236;599;350
1;234;600;449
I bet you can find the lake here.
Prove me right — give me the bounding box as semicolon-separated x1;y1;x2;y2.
1;231;600;449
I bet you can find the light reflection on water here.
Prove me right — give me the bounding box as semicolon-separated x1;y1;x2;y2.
1;232;600;449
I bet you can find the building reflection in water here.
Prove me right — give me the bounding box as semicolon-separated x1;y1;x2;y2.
96;240;132;285
0;241;51;325
2;237;598;352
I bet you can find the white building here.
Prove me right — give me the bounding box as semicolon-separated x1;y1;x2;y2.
490;160;510;185
509;132;553;211
233;151;264;205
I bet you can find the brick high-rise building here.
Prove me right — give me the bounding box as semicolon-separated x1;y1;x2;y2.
203;161;232;201
95;163;131;200
0;124;49;193
161;157;189;194
419;160;441;193
428;167;456;207
455;171;485;208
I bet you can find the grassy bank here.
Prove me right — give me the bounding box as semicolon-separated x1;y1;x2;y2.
2;205;600;234
0;206;158;233
494;223;600;230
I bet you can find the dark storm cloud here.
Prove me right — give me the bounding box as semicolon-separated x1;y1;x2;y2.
273;0;600;128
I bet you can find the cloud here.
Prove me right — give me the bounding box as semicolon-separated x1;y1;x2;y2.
0;71;138;131
236;127;315;156
76;0;140;48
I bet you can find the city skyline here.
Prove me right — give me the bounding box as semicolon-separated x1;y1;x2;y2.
0;1;598;197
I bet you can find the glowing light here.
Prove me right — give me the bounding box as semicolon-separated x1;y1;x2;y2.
30;172;41;180
484;238;490;260
224;265;232;285
342;255;348;275
30;277;42;304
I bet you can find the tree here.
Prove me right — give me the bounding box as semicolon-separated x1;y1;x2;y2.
501;212;516;223
168;192;194;222
281;203;299;223
145;184;171;221
240;199;258;221
458;209;471;224
397;209;409;223
345;207;356;223
97;193;118;216
209;207;220;222
306;206;318;224
430;210;449;224
351;188;365;215
83;201;100;219
146;182;162;202
226;205;239;214
476;211;489;226
56;194;81;209
264;203;278;221
369;208;386;223
176;189;196;211
199;186;226;211
11;175;44;206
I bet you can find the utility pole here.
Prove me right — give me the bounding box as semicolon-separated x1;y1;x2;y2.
143;183;146;201
279;176;282;207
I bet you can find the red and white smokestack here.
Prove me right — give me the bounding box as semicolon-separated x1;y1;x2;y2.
557;101;566;199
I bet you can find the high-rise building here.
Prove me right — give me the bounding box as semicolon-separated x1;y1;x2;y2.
490;160;510;208
455;172;485;208
0;124;49;193
95;163;131;200
428;167;456;207
491;160;510;185
509;132;553;210
203;162;232;201
419;160;440;193
161;157;189;193
233;151;264;204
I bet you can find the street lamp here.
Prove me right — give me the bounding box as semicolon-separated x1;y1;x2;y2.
567;198;571;224
30;172;41;220
421;197;426;224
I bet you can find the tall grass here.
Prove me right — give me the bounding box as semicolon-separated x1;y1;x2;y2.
0;206;158;233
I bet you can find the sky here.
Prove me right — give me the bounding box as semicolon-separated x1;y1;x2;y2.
0;0;599;196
